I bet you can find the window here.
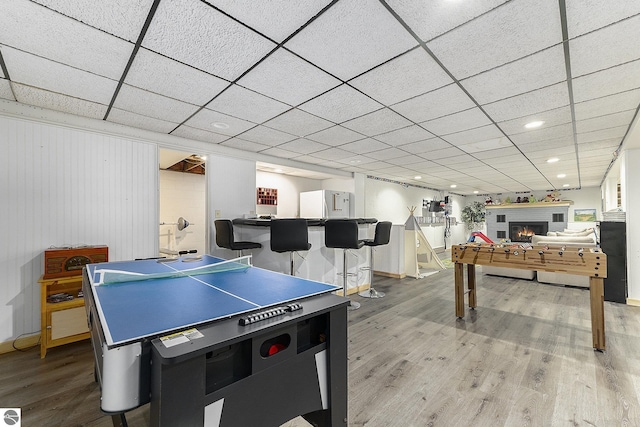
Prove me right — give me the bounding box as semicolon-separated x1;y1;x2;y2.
552;213;564;222
497;215;506;223
497;231;506;239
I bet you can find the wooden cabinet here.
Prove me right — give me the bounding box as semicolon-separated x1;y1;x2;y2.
39;275;90;358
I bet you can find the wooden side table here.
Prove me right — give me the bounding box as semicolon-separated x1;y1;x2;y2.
39;275;90;358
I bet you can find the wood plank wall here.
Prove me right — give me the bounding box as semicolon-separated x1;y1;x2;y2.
0;115;158;344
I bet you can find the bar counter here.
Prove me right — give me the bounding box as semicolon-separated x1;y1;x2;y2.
231;218;378;294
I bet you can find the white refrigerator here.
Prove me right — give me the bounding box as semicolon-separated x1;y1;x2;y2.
300;190;352;218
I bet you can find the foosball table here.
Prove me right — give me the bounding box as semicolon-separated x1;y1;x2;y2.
451;243;607;350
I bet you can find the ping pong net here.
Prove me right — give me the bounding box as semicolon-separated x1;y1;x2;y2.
93;256;252;286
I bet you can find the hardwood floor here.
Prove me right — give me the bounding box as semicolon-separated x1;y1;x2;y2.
2;266;640;426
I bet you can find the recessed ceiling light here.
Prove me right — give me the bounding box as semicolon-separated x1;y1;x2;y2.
473;190;479;194
414;175;422;179
524;120;545;129
349;160;361;164
557;173;566;178
563;184;570;187
212;122;229;129
547;157;559;163
450;184;457;188
274;168;283;173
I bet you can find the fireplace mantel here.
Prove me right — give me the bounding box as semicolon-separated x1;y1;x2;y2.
486;201;573;209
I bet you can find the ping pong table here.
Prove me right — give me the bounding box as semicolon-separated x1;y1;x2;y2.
82;255;348;427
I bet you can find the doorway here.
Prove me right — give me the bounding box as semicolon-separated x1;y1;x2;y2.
158;148;207;257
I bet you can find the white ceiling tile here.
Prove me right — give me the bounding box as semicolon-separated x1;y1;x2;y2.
263;109;332;137
576;110;635;134
207;85;290;123
392;84;476;123
436;154;478;166
360;161;396;170
482;83;570;122
305;125;364;146
171;125;228;144
473;146;521;160
365;147;411;161
298;84;382;123
520;139;575;154
428;147;467;160
574;89;640;121
576;126;626;144
222;138;272;152
12;84;106;118
443;124;504;146
0;0;133;79
285;0;418;81
32;0;154;42
374;125;435;146
143;0;275;80
275;138;331;154
184;108;256;136
206;0;332;43
342;108;413;137
461;45;567;105
500;106;573;136
397;138;452;154
311;147;356;161
333;155;381;167
385;154;429;166
386;0;508;42
566;0;640;38
510;123;574;146
421;108;492;136
1;79;15;100
235;125;297;146
457;137;513;153
349;48;454;105
572;59;640;103
125;48;229;106
107;108;179;133
570;15;640;78
238;49;340;106
340;138;390;154
2;47;117;104
113;84;199;123
579;139;621;153
259;147;302;160
426;0;563;79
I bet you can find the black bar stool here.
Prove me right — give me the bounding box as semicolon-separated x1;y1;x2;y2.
324;219;364;310
270;219;311;276
214;220;261;258
359;221;392;298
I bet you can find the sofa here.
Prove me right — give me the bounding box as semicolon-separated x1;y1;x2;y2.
531;229;598;288
481;228;598;287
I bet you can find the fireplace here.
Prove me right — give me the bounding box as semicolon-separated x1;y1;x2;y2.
509;221;548;242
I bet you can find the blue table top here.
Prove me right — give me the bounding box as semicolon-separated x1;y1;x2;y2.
86;255;339;346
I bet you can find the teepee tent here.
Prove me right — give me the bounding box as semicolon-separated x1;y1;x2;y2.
404;208;446;278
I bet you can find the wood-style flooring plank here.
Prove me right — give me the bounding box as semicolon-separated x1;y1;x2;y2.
3;265;640;426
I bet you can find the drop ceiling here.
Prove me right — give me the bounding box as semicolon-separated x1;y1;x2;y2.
1;0;640;195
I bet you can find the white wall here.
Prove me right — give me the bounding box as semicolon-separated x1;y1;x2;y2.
362;177;468;249
623;149;640;302
159;170;206;255
208;155;256;257
0;115;158;343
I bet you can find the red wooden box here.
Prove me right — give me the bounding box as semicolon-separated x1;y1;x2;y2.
43;246;109;279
